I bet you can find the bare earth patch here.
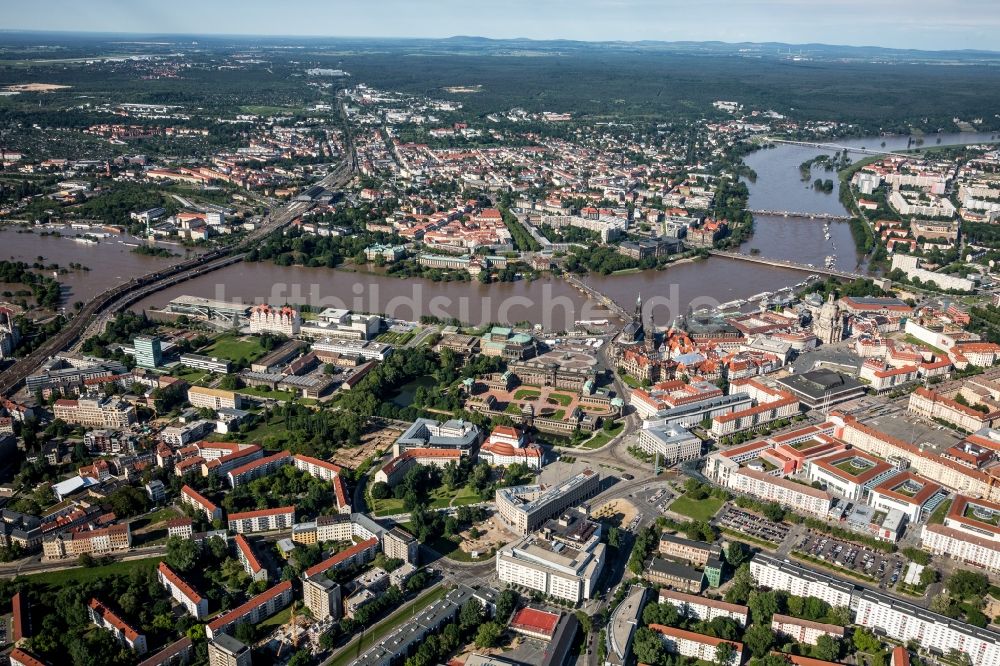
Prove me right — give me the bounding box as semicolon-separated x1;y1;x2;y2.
592;498;639;528
334;424;403;468
4;83;71;92
457;515;513;556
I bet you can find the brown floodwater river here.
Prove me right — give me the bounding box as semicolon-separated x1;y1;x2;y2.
12;131;997;329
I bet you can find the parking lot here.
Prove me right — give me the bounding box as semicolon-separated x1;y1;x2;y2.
795;532;906;589
715;506;789;543
629;484;676;515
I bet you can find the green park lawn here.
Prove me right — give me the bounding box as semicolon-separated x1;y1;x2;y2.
376;329;417;344
620;374;642;389
204;334;265;363
25;556;162;589
513;388;541;400
139;507;181;528
581;424;623;450
669;493;725;521
428;484;481;509
370;483;482;516
238;385;300;402
257;605;293;630
425;534;494;563
170;367;208;384
547;392;574;407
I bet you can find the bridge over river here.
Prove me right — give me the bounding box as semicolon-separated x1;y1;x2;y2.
748;209;851;221
763;137;911;159
709;250;864;280
563;274;630;319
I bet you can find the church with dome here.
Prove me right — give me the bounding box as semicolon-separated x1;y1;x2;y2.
813;294;845;345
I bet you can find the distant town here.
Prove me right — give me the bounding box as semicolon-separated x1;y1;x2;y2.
0;28;1000;666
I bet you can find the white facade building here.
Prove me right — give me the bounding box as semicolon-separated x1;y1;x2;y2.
749;553;854;609
658;589;748;626
855;590;1000;666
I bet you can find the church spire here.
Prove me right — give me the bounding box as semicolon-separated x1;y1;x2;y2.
645;308;656;353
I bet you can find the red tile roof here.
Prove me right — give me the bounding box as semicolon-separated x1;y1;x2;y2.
207;581;292;633
158;562;204;605
228;506;295;521
9;648;48;666
88;598;141;641
12;591;27;641
181;485;218;512
510;607;560;637
136;637;193;666
216;445;262;466
293;453;343;474
871;471;944;507
380;448;462;476
650;624;743;652
234;534;263;573
659;589;748;615
333;476;349;510
304;538;378;578
228;451;291;478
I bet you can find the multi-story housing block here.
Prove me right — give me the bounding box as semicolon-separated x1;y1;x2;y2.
181;485;223;523
53;397;136;428
749;553;854;609
227;507;294;534
855;589;1000;666
158;562;208;619
89;598;147;654
649;625;742;666
206;582;293;639
233;534;268;582
771;614;845;646
658;589;748;626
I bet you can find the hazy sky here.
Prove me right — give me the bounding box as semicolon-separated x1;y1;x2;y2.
5;0;1000;51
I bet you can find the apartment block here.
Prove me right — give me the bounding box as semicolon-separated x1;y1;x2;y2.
187;386;241;410
53;396;136;428
855;589;1000;666
234;534;268;582
180;485;223;523
89;598;147;655
158;562;208;619
302;575;342;622
136;637;193;666
649;625;742;666
303;537;379;580
43;523;132;559
771;614;845;645
658;589;748;626
658;534;721;567
749;553;854;609
727;468;833;517
206;581;293;639
227;506;294;534
226;451;291;487
207;635;252;666
383;526;419;565
292;453;342;481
